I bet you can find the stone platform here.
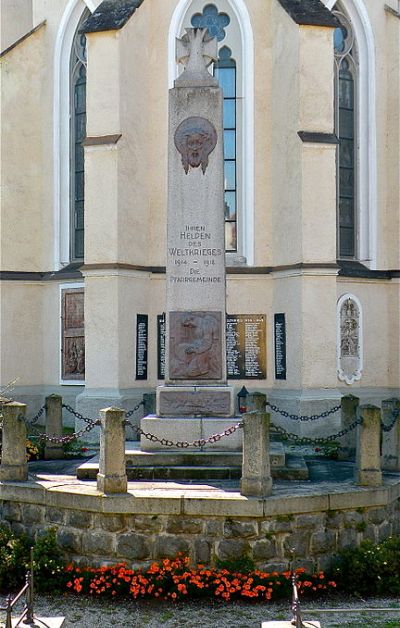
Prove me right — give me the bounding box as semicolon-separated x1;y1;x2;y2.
76;441;309;481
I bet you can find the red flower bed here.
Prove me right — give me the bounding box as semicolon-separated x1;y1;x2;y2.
64;556;336;602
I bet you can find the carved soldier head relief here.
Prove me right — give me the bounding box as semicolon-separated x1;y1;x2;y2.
174;116;217;174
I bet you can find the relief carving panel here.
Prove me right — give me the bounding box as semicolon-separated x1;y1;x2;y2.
169;311;222;379
337;295;363;385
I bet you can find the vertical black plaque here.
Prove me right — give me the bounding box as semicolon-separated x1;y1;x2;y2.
157;313;166;380
274;313;287;380
136;314;148;380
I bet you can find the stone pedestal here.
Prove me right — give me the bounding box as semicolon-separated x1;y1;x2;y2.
240;407;272;498
356;404;382;487
97;407;127;494
381;398;400;470
0;402;28;481
44;394;64;460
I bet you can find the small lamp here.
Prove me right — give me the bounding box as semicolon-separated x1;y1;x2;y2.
237;386;249;414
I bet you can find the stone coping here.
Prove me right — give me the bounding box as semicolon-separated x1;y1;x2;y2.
1;474;400;518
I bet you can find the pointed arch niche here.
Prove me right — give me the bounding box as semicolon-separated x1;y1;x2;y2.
323;0;377;268
53;0;101;270
337;292;363;385
169;0;254;265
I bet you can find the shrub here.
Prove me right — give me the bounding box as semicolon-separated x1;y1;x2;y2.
0;526;65;593
333;536;400;596
0;525;31;591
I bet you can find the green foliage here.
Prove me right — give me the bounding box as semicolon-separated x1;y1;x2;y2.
32;528;65;592
0;525;31;591
333;536;400;596
314;440;340;459
0;525;65;593
215;555;255;573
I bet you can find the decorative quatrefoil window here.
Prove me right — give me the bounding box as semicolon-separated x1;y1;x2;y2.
191;4;230;42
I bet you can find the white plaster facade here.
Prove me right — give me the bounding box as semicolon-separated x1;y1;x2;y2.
0;0;399;431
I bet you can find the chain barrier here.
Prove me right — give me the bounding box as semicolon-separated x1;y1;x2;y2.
270;415;363;446
381;407;400;433
266;401;342;422
125;400;144;418
125;418;243;449
26;404;46;426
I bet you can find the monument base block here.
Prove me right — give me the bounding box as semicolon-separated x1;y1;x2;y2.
140;415;242;451
156;385;235;417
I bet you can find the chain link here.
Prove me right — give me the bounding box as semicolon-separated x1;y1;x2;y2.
124;418;243;448
270;415;363;446
266;402;342;422
381;407;400;433
125;400;144;418
26;404;46;426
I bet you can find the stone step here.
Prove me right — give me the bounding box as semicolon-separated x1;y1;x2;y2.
76;442;309;481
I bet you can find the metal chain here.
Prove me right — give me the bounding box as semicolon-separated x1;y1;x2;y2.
26;418;100;445
381;407;400;433
62;401;144;422
125;400;144;418
26;404;46;426
124;418;243;448
266;401;342;422
270;415;363;446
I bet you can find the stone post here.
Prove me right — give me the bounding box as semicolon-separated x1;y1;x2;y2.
356;404;382;487
381;398;400;470
241;397;272;498
97;407;127;494
44;394;64;460
0;402;28;481
339;395;359;460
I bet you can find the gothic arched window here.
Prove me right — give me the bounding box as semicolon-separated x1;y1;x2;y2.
333;8;358;259
70;15;88;261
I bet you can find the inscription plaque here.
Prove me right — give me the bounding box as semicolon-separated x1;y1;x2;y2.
226;315;266;380
135;314;148;380
169;311;222;379
274;313;287;380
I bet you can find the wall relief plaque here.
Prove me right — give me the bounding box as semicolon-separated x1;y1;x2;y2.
337;294;363;385
169;311;222;379
174;116;217;174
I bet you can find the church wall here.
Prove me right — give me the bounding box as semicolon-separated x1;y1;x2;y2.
0;283;43;385
0;25;48;272
337;279;400;390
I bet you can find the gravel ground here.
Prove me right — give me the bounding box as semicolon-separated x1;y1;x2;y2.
1;594;400;627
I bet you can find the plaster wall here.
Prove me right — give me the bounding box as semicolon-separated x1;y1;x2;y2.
270;2;301;266
337;279;400;389
0;0;33;52
0;26;47;272
0;283;43;385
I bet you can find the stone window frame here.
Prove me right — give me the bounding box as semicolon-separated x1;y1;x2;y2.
324;0;378;269
169;0;255;266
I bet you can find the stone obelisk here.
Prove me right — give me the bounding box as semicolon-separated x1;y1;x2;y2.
141;28;235;449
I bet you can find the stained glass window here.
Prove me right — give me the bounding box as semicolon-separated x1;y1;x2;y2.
333;9;357;259
70;21;87;261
